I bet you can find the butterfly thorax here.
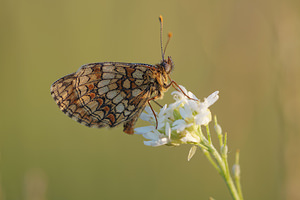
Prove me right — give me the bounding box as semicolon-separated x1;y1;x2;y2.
150;57;174;99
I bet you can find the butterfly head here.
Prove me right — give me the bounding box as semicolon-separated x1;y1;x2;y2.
161;56;174;74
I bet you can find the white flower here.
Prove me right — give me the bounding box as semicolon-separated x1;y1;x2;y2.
172;119;192;132
135;85;219;147
180;131;200;143
135;122;171;146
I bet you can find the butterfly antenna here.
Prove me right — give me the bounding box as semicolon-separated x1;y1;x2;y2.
163;32;172;56
159;15;165;61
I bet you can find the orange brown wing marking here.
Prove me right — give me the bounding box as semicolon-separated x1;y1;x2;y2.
92;65;101;72
107;114;116;125
116;79;123;90
125;67;135;77
102;106;110;113
97;98;104;106
90;93;96;99
88;84;94;90
123;89;132;98
131;81;138;89
96;73;102;79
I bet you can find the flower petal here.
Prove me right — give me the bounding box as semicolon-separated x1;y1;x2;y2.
144;137;169;146
172;119;187;132
205;91;219;107
142;129;161;140
195;110;212;126
165;122;171;139
139;112;152;122
134;126;155;134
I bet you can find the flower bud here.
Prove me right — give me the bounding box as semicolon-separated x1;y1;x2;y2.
221;145;228;156
214;124;222;135
232;164;241;177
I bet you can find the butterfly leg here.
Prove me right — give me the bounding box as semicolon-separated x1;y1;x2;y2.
153;100;163;108
147;97;160;129
165;78;198;101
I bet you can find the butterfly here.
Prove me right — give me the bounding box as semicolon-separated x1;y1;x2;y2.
50;16;182;134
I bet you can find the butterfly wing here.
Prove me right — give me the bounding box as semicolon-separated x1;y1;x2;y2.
50;62;156;133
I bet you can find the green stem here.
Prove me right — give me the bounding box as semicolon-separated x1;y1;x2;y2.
199;136;240;200
234;150;244;200
217;133;223;149
223;173;240;200
198;119;242;199
235;174;243;200
201;147;221;174
206;125;212;144
209;145;240;200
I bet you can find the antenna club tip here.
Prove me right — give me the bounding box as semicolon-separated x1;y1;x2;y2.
159;15;163;23
168;32;173;38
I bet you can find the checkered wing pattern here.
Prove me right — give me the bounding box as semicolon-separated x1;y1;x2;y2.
50;62;156;134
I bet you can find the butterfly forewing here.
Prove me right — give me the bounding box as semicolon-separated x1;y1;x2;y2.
50;62;158;133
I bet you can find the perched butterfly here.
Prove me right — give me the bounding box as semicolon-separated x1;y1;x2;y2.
50;16;182;134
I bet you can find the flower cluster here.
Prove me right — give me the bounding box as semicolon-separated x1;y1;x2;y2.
134;85;219;146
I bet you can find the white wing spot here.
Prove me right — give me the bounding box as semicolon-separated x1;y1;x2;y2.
103;73;115;79
79;67;92;76
97;80;110;88
98;86;109;94
116;103;125;113
77;85;87;95
120;91;127;98
102;66;115;72
132;89;142;97
113;93;123;104
79;76;89;85
108;83;118;90
127;105;135;111
116;67;126;75
135;79;144;86
123;79;131;89
107;90;118;99
132;70;143;79
124;110;131;116
115;74;123;79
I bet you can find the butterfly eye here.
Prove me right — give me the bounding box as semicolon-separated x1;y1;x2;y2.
164;63;172;74
164;56;174;74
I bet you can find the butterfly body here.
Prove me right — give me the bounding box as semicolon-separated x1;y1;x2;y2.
50;59;173;134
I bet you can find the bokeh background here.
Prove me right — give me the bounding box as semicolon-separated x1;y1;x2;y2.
1;0;299;199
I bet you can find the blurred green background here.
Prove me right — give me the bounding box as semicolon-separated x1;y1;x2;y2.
1;0;300;199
